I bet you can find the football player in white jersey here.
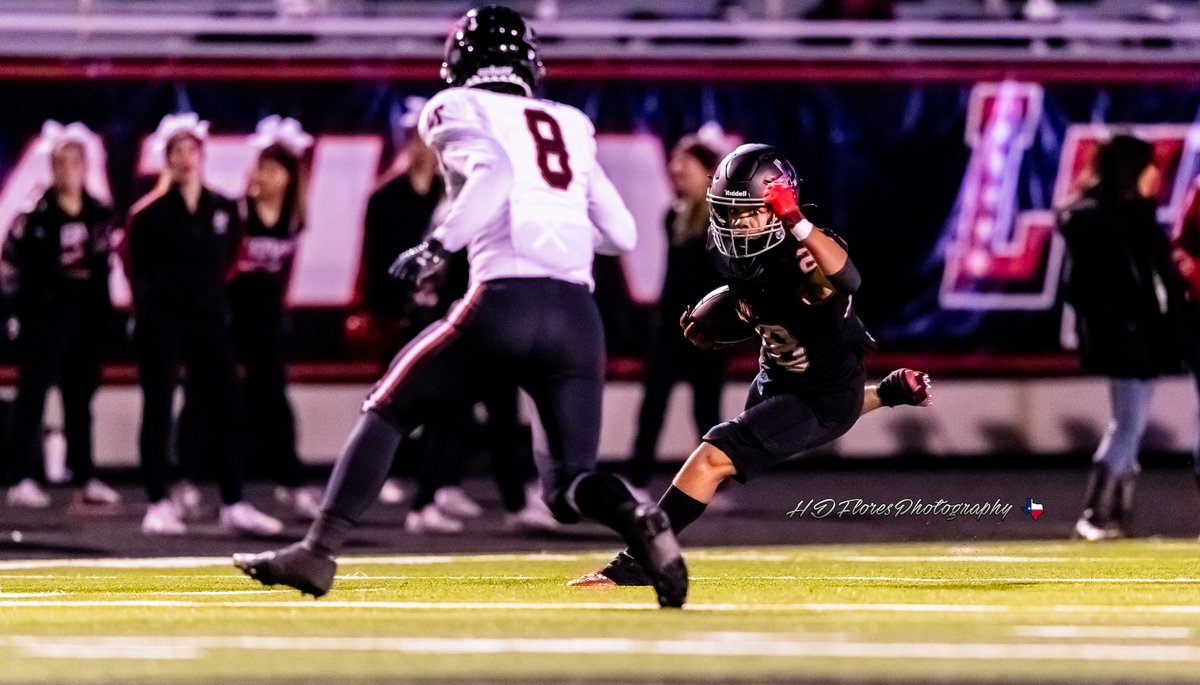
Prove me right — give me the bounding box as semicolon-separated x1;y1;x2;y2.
235;5;688;608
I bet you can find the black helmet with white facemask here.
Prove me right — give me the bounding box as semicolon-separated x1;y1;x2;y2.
707;144;799;261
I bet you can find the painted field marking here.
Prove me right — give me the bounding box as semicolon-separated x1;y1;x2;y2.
7;634;1200;663
1013;626;1193;640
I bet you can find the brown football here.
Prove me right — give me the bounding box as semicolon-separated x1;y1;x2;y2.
689;285;754;345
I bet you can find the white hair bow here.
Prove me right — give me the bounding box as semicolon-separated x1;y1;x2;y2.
150;112;210;156
34;120;95;155
399;96;428;131
249;115;313;155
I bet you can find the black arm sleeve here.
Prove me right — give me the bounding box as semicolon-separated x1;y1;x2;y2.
826;259;861;295
818;228;861;295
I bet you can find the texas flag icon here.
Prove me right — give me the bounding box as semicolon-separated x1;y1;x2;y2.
1023;498;1044;521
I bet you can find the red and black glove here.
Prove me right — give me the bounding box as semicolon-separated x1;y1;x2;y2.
763;179;804;229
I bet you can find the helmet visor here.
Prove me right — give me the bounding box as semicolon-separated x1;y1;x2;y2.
707;194;787;258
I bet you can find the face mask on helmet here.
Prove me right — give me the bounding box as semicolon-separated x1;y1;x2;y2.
705;143;797;260
707;195;788;258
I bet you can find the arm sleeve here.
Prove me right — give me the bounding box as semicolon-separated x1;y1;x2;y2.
420;93;514;253
588;163;637;255
816;228;860;295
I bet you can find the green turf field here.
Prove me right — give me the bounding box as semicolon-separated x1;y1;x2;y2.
2;540;1200;683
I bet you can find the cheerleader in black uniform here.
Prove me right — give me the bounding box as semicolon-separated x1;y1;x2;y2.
127;113;283;536
237;118;320;519
2;122;119;508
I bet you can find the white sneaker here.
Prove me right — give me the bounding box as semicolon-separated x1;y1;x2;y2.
81;479;122;505
273;486;322;520
1073;516;1121;542
291;487;323;521
142;499;187;535
378;478;408;505
220;502;284;537
504;501;561;533
6;479;51;509
434;486;483;518
169;481;203;521
404;504;465;534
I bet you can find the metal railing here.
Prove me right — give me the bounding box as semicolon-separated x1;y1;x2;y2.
0;7;1199;61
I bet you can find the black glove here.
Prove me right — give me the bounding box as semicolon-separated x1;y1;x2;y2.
388;239;449;286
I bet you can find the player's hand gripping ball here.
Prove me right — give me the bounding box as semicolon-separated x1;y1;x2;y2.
680;286;754;350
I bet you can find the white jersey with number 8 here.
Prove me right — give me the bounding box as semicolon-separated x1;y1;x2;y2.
418;87;636;290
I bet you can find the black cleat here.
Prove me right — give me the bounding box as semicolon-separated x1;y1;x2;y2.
621;502;688;608
568;551;653;587
233;542;337;598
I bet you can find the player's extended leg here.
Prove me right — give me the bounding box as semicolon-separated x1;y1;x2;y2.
520;279;686;607
234;290;485;596
572;368;933;587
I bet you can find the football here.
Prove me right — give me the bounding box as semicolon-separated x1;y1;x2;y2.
689;285;754;345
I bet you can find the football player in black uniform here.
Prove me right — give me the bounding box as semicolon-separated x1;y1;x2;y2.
571;144;931;586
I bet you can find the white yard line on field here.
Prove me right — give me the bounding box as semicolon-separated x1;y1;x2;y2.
0;599;1012;611
1;549;1189;572
0;554;595;571
0;598;1197;614
1013;626;1193;640
7;634;1200;663
17;640;200;660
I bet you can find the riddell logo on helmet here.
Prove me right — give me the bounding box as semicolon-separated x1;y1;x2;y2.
475;66;515;78
724;189;749;197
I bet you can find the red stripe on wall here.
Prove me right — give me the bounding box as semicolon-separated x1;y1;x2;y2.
2;58;1200;83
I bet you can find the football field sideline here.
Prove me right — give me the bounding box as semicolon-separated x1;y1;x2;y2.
3;540;1200;683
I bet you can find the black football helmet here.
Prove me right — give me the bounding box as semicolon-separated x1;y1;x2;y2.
707;144;799;259
440;6;545;97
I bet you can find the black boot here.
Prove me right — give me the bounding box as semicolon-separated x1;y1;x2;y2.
1111;471;1138;534
1075;463;1122;541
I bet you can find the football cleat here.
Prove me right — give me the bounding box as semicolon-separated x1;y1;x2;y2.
233;542;336;598
620;503;688;608
567;572;616;587
877;368;933;407
568;551;653;588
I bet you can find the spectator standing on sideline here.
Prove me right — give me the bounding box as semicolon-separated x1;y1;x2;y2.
238;118;321;519
627;135;728;491
176;116;320;520
1057;133;1191;541
125;113;282;536
1;121;120;508
358;98;447;508
1169;172;1200;505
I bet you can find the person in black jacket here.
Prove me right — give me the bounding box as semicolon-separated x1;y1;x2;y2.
125;114;282;537
1;123;119;509
234;129;318;519
626;135;728;489
1057;133;1189;541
